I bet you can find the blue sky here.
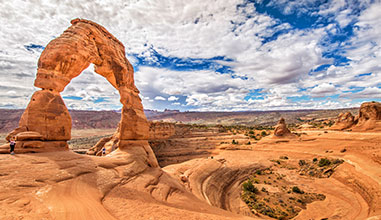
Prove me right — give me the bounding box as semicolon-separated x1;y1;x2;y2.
0;0;380;111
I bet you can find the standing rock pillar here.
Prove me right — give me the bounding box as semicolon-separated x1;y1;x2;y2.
117;86;159;167
5;89;71;152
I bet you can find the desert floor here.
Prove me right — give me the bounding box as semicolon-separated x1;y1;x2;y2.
0;129;380;219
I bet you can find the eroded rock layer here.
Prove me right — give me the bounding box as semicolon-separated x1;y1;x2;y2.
4;19;158;167
331;102;381;131
273;118;292;137
330;112;356;130
353;102;381;131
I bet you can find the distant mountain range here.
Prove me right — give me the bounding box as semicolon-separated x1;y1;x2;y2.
0;108;358;133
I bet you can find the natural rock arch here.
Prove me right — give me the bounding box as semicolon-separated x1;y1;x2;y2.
5;19;158;167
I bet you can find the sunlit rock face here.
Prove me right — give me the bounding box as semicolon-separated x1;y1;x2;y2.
273;118;291;137
4;19;158;166
330;102;381;131
330;112;355;130
352;101;381;131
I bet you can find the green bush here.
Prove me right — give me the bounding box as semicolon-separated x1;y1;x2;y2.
318;158;331;167
292;186;304;194
252;178;260;184
298;160;306;166
333;159;344;164
242;179;258;194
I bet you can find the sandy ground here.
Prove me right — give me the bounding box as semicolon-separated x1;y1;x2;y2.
0;129;380;219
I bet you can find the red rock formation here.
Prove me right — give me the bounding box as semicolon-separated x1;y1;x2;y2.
273;118;292;137
5;19;158;167
330;112;355;130
87;122;176;156
329;102;381;131
352;102;381;131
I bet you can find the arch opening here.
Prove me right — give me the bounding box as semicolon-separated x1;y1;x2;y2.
5;19;158;167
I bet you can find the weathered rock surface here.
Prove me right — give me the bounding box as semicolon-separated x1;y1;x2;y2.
330;102;381;131
19;90;71;141
273;118;292;137
88;122;176;156
4;18;157;167
0;151;252;220
149;122;176;140
164;157;265;216
330;112;356;130
15;131;44;141
353;102;381;131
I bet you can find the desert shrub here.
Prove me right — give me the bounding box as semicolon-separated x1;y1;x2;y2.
242;179;258;194
261;187;268;193
246;141;251;145
313;158;318;162
261;131;268;136
292;186;304;194
232;139;238;145
250;135;259;140
249;130;254;134
333;159;344;164
318;158;331;167
279;156;288;160
252;178;260;184
298;160;306;166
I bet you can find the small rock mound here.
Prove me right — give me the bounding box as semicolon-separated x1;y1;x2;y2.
274;118;292;137
330;112;356;130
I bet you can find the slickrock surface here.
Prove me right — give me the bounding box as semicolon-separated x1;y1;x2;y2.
1;130;380;219
0;151;254;220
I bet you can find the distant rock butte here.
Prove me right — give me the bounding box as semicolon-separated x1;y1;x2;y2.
2;19;158;166
273;118;292;137
331;102;381;131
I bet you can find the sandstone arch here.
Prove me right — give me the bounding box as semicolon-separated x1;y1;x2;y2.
5;19;158;167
